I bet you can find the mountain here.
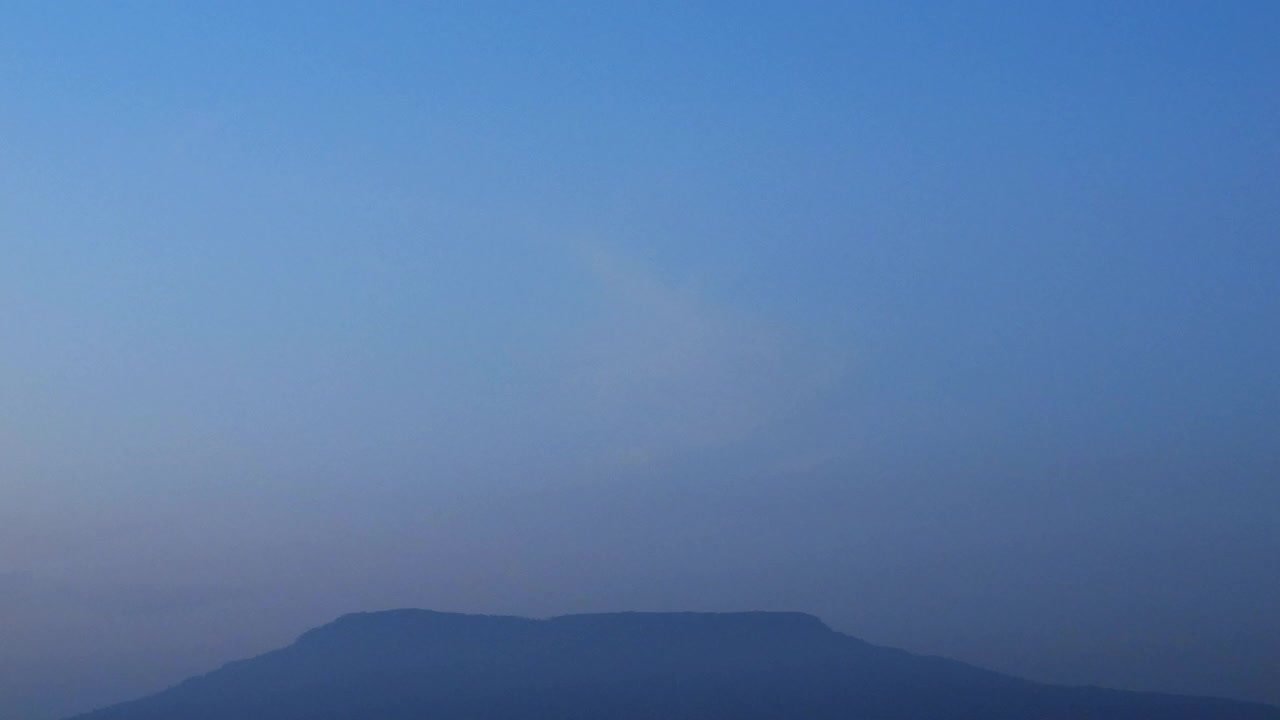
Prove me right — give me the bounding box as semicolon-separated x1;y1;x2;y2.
68;609;1280;720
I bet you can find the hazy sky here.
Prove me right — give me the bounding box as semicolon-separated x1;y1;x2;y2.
2;2;1278;718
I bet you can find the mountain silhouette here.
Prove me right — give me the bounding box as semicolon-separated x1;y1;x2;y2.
68;609;1280;720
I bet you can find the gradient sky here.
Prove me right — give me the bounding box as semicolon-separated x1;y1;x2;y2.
2;2;1279;718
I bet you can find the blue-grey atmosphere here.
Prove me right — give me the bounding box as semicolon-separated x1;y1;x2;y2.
2;3;1278;719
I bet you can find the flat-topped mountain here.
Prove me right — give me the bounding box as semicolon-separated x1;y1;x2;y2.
69;609;1280;720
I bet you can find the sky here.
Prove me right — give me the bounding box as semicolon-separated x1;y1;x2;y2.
2;2;1278;718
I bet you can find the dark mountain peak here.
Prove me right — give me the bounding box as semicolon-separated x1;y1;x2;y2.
69;608;1280;720
295;608;833;647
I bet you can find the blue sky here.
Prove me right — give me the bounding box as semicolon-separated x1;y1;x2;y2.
2;3;1278;718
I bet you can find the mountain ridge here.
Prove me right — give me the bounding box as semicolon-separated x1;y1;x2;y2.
68;609;1280;720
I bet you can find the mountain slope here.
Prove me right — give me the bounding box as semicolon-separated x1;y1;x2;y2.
69;609;1280;720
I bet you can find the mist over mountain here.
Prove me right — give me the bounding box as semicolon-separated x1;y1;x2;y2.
6;3;1280;718
68;609;1280;720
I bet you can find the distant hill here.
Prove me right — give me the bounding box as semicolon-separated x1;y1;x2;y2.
68;609;1280;720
